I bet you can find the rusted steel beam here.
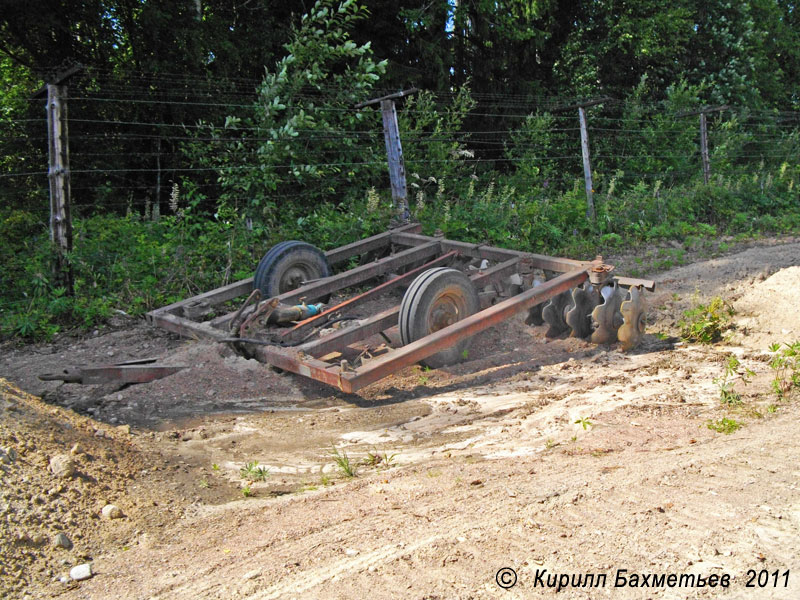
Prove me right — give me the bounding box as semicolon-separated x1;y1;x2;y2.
212;241;442;331
324;222;420;266
147;310;227;341
615;276;656;292
339;268;589;392
298;257;520;358
390;232;587;272
151;224;423;328
249;345;343;388
39;359;186;385
470;258;519;287
151;278;254;318
277;240;441;305
299;306;401;358
283;250;458;341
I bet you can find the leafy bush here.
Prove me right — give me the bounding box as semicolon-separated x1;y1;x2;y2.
768;341;800;399
186;0;388;224
679;297;735;344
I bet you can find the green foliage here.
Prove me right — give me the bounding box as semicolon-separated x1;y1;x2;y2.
0;205;257;341
361;448;397;469
713;354;753;405
679;297;735;344
240;461;270;482
574;417;593;430
768;341;800;399
330;444;357;478
402;86;477;186
706;417;743;434
187;0;387;223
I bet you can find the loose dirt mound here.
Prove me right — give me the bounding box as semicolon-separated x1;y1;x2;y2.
96;341;306;429
0;379;238;599
733;266;800;349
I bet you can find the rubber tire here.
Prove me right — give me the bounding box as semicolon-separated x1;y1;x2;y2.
254;241;331;303
399;267;480;369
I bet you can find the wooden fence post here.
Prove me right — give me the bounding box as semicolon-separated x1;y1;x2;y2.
552;97;610;224
35;66;82;295
578;106;595;222
46;82;74;294
380;99;408;224
355;88;417;227
699;112;710;184
677;105;728;185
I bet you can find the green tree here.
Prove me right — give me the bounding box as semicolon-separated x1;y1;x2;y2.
187;0;388;226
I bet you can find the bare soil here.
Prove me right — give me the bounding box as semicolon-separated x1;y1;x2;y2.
2;237;800;599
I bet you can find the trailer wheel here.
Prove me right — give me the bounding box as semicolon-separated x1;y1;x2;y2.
399;267;479;369
254;241;331;302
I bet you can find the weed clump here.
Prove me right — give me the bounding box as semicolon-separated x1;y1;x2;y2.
330;445;357;478
240;460;270;482
706;417;743;434
768;341;800;398
679;297;735;343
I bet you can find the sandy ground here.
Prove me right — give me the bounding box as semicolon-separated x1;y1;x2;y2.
1;237;800;599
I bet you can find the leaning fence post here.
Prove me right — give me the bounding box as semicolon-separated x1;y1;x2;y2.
552;97;610;223
355;88;417;228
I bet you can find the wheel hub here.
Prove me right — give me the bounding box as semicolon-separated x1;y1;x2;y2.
280;266;311;293
428;291;464;332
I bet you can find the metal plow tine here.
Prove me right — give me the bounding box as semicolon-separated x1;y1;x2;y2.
566;283;600;339
618;285;647;351
590;281;624;345
524;279;546;326
542;290;573;338
525;303;544;326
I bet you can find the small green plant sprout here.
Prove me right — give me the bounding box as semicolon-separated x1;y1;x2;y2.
330;445;357;478
320;472;332;486
545;438;558;450
767;404;778;414
240;460;270;482
679;297;735;343
461;348;469;360
211;463;220;471
713;354;753;405
198;478;210;489
768;341;800;399
715;377;741;405
241;485;253;497
361;448;398;469
707;417;743;434
574;417;593;430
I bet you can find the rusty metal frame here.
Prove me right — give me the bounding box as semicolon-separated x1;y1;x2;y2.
146;228;655;393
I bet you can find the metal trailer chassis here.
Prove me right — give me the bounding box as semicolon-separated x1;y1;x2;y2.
146;223;654;393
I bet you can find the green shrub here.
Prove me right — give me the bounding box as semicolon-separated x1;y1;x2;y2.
679;297;735;344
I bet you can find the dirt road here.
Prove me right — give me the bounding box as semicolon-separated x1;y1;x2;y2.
2;238;799;599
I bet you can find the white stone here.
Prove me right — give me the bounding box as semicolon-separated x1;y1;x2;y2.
101;504;124;519
70;563;93;581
